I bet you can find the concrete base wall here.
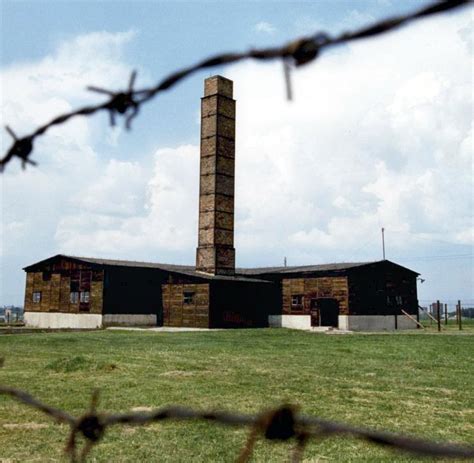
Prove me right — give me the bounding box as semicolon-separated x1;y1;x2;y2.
268;315;311;330
339;315;417;331
397;315;419;330
24;312;103;329
102;314;157;326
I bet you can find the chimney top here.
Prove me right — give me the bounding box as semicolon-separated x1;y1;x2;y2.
204;75;233;98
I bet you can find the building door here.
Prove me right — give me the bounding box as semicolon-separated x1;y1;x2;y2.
318;298;340;327
310;299;319;327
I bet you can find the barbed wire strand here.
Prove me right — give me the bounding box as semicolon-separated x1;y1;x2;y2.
1;385;473;462
1;0;471;171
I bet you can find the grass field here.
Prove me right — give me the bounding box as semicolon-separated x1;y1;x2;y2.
0;328;473;462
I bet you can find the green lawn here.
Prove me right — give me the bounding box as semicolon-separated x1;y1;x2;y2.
0;329;473;462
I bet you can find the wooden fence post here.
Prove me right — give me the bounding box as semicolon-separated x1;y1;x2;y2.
436;300;441;332
458;300;462;331
444;304;448;325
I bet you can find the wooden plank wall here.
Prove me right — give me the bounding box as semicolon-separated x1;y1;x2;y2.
282;277;349;315
162;283;210;328
24;265;104;314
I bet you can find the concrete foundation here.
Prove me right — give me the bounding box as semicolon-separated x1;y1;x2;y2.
102;314;157;326
338;315;417;331
24;312;103;329
268;315;311;330
396;315;419;330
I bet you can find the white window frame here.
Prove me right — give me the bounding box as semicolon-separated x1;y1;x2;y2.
80;291;90;303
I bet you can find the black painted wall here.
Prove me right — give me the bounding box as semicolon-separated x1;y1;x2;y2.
102;267;168;324
347;262;418;316
209;280;280;328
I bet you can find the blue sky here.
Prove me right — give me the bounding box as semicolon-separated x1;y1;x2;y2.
1;0;473;306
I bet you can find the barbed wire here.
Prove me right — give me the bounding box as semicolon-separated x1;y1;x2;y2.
1;0;471;171
1;384;473;462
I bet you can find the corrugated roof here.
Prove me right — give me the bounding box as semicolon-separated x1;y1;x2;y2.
66;255;195;271
25;255;271;283
24;255;418;279
237;262;380;275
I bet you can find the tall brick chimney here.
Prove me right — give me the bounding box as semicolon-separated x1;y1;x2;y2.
196;75;235;275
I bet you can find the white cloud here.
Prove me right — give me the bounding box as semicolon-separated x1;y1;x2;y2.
254;21;276;34
55;145;199;258
294;8;375;36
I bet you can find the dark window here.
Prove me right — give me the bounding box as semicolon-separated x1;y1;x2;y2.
291;294;303;309
183;291;195;304
70;292;79;303
395;295;403;306
42;272;52;281
32;292;41;303
80;291;90;303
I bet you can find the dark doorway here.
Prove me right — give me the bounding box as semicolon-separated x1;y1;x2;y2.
318;298;340;327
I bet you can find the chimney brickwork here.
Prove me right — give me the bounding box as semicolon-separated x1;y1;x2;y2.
196;76;235;275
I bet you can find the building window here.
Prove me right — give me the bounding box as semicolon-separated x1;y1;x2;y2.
80;291;90;303
291;294;303;309
70;292;79;303
395;295;403;306
32;292;41;303
183;291;195;305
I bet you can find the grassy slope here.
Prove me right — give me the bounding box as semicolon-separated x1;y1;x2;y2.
0;329;473;462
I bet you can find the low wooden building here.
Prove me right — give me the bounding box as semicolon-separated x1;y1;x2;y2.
22;76;420;331
22;254;278;329
23;255;418;331
243;260;419;331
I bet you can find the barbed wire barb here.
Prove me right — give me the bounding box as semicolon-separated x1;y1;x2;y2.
0;0;470;171
291;432;310;463
1;126;36;171
87;70;140;129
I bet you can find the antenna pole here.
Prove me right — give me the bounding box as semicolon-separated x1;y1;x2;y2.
381;227;386;260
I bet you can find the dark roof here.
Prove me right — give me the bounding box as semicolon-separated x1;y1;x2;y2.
239;260;419;276
237;262;379;275
24;255;419;279
23;255;271;283
63;255;195;271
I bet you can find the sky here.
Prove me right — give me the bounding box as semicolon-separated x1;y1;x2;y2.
0;0;473;307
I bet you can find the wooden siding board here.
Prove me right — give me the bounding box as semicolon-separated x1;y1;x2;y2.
282;276;349;316
90;281;103;314
24;266;104;315
162;282;209;327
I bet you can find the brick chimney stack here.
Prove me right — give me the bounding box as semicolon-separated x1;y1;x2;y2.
196;76;235;275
